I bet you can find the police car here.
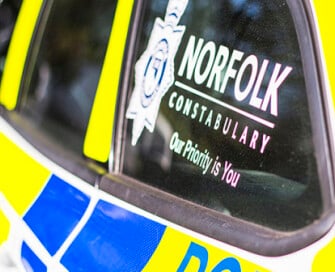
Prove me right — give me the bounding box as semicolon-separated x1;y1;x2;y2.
0;0;334;271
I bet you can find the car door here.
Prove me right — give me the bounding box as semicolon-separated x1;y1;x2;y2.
0;0;334;271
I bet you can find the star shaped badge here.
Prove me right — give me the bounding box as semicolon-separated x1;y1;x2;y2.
126;0;189;145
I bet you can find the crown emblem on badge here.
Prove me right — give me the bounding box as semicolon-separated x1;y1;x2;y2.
126;0;189;145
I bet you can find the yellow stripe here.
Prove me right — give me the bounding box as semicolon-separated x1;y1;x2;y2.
0;0;44;110
83;0;135;162
144;227;268;271
0;212;10;245
313;237;335;272
313;1;335;107
0;133;50;244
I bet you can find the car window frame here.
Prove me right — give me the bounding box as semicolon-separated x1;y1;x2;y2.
0;0;114;184
1;0;334;257
104;0;335;256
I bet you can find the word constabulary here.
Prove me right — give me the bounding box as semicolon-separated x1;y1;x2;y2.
168;91;271;154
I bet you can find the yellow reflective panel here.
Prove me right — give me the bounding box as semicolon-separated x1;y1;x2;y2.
84;0;135;162
0;212;9;245
313;237;335;272
0;0;44;110
0;133;50;244
144;227;268;271
313;1;335;107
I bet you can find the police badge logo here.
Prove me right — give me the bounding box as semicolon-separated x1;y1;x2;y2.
126;0;189;145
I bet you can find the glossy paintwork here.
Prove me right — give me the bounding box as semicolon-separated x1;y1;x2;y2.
0;1;334;271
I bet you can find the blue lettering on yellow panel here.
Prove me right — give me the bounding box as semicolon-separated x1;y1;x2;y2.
178;242;241;272
178;242;209;271
212;257;241;272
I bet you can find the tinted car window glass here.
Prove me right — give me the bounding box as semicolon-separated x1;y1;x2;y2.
20;0;116;154
122;0;324;231
0;0;21;81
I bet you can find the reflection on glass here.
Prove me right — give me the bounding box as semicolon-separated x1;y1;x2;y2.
122;0;323;231
21;0;116;154
0;0;21;81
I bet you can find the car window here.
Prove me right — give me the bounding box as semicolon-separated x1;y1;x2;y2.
0;0;21;82
121;0;325;231
18;0;116;155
